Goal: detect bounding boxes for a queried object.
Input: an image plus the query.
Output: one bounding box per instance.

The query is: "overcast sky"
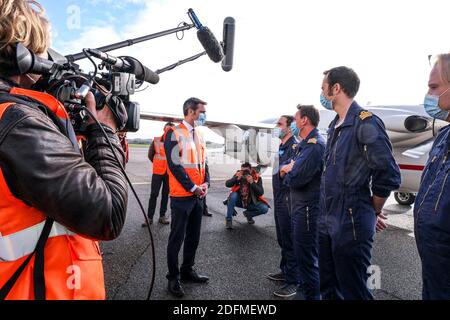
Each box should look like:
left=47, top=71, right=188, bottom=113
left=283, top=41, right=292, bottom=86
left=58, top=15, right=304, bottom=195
left=40, top=0, right=450, bottom=140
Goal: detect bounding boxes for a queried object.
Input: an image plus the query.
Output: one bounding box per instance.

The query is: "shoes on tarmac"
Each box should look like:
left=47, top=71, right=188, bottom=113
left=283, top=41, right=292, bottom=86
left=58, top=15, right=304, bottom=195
left=243, top=211, right=255, bottom=225
left=273, top=284, right=297, bottom=298
left=203, top=210, right=213, bottom=217
left=267, top=272, right=285, bottom=282
left=226, top=219, right=233, bottom=230
left=141, top=220, right=153, bottom=228
left=168, top=279, right=185, bottom=298
left=159, top=216, right=170, bottom=225
left=180, top=270, right=209, bottom=283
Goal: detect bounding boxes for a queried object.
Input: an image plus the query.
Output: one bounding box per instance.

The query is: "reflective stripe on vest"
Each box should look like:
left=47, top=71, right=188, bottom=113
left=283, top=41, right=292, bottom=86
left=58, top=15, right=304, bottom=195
left=0, top=221, right=75, bottom=262
left=152, top=137, right=167, bottom=175
left=154, top=137, right=166, bottom=161
left=173, top=127, right=205, bottom=169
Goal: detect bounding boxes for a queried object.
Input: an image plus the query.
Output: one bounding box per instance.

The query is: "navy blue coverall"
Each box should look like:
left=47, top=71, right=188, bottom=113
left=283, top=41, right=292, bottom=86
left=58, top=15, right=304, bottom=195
left=284, top=128, right=325, bottom=300
left=319, top=102, right=401, bottom=300
left=272, top=135, right=300, bottom=285
left=414, top=125, right=450, bottom=299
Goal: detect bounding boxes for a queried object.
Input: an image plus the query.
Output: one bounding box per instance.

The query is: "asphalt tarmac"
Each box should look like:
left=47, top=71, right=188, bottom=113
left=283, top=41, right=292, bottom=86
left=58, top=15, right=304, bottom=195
left=100, top=147, right=422, bottom=300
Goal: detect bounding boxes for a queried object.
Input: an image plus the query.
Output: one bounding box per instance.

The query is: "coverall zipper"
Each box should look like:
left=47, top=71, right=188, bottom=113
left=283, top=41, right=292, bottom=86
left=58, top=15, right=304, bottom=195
left=324, top=128, right=340, bottom=224
left=349, top=208, right=356, bottom=240
left=434, top=152, right=450, bottom=212
left=418, top=154, right=445, bottom=215
left=435, top=170, right=449, bottom=212
left=364, top=145, right=369, bottom=163
left=306, top=206, right=310, bottom=232
left=333, top=131, right=342, bottom=165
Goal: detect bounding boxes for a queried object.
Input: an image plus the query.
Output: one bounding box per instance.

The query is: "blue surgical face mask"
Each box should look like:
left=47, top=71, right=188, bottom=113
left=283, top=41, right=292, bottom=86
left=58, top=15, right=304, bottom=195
left=320, top=93, right=333, bottom=110
left=290, top=122, right=299, bottom=136
left=424, top=88, right=450, bottom=120
left=194, top=113, right=207, bottom=126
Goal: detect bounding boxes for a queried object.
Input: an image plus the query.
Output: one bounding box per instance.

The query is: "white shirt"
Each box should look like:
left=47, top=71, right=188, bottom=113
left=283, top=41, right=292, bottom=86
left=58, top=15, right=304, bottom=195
left=183, top=120, right=196, bottom=140
left=335, top=117, right=345, bottom=128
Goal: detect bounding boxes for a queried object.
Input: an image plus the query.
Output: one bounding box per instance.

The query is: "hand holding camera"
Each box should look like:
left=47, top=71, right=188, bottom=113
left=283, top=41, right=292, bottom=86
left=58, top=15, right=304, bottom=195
left=85, top=91, right=118, bottom=132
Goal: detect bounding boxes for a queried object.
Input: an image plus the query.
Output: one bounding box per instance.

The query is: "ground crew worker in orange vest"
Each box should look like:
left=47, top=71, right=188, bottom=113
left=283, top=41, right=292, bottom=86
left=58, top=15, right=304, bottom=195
left=164, top=97, right=210, bottom=298
left=142, top=122, right=175, bottom=226
left=0, top=0, right=128, bottom=300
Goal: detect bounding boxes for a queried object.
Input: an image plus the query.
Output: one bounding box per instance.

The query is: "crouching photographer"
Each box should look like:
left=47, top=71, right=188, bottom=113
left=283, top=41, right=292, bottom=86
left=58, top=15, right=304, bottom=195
left=224, top=163, right=270, bottom=229
left=0, top=0, right=127, bottom=300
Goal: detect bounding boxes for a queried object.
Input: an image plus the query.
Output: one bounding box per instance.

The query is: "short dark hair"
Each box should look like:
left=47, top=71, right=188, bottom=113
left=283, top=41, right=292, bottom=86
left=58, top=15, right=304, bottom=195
left=241, top=162, right=252, bottom=169
left=281, top=115, right=294, bottom=127
left=323, top=66, right=360, bottom=99
left=297, top=104, right=320, bottom=127
left=164, top=122, right=175, bottom=128
left=183, top=97, right=207, bottom=116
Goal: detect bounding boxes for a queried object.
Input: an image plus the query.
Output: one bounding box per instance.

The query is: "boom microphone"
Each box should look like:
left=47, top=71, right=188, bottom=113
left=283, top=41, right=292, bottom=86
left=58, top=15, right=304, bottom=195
left=86, top=49, right=160, bottom=84
left=188, top=8, right=224, bottom=63
left=222, top=17, right=235, bottom=72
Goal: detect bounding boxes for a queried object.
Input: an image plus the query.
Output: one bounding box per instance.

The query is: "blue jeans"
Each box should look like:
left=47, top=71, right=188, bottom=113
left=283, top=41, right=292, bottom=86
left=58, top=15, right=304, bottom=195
left=226, top=192, right=269, bottom=221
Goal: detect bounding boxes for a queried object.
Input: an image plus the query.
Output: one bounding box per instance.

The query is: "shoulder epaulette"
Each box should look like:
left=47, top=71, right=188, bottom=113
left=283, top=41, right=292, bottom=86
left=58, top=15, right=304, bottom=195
left=307, top=138, right=317, bottom=144
left=359, top=110, right=373, bottom=121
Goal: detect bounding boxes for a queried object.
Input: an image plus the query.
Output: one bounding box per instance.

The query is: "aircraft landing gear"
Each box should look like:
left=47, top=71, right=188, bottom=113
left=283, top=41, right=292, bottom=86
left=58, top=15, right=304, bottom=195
left=394, top=192, right=416, bottom=206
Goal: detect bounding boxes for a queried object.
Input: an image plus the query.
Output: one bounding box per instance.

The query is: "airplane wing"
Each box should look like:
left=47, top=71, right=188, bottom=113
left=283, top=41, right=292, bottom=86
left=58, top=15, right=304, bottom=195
left=140, top=111, right=275, bottom=131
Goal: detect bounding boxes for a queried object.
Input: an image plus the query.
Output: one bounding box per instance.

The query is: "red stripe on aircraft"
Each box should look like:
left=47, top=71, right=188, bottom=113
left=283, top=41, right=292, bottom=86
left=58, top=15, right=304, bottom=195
left=399, top=164, right=425, bottom=171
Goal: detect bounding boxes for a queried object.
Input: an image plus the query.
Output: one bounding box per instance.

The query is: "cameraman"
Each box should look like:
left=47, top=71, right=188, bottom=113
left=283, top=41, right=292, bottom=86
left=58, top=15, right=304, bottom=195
left=225, top=163, right=270, bottom=229
left=0, top=0, right=127, bottom=300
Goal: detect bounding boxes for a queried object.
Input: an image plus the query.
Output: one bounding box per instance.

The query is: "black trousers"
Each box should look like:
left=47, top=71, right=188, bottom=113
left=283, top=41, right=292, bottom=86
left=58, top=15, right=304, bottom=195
left=167, top=196, right=204, bottom=280
left=203, top=197, right=209, bottom=214
left=147, top=173, right=169, bottom=219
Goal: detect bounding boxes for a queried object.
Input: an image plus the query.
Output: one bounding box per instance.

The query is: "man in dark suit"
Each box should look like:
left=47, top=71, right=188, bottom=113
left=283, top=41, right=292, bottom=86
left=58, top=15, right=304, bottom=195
left=164, top=98, right=210, bottom=298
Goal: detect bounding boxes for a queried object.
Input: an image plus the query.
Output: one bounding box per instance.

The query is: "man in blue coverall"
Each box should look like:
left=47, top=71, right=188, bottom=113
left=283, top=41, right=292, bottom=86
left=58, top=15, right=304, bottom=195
left=282, top=105, right=325, bottom=300
left=268, top=115, right=300, bottom=298
left=319, top=66, right=401, bottom=300
left=415, top=53, right=450, bottom=299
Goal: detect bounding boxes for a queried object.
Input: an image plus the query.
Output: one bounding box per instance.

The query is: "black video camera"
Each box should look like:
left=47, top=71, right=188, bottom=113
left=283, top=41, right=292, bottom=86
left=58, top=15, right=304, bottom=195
left=15, top=43, right=142, bottom=134
left=12, top=8, right=235, bottom=135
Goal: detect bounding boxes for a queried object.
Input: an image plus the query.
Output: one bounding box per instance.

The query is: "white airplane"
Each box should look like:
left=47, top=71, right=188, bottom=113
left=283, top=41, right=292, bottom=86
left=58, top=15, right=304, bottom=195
left=140, top=105, right=449, bottom=206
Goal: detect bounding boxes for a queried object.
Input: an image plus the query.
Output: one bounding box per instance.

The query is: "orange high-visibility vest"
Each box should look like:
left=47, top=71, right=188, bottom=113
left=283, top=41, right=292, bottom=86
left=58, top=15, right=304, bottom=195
left=0, top=87, right=105, bottom=300
left=152, top=136, right=167, bottom=175
left=166, top=123, right=206, bottom=197
left=229, top=170, right=271, bottom=207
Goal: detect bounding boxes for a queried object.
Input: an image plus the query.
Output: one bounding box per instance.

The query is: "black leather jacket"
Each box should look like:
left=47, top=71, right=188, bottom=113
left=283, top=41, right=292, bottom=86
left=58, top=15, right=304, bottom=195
left=0, top=80, right=128, bottom=241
